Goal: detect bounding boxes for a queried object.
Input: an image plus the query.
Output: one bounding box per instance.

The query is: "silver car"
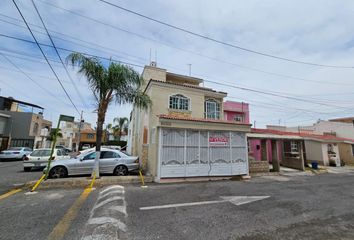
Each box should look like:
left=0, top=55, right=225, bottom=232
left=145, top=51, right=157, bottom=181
left=0, top=147, right=32, bottom=161
left=47, top=148, right=139, bottom=178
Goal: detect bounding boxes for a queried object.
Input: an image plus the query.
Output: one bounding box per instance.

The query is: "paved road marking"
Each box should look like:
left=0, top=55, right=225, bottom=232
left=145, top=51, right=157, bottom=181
left=47, top=188, right=92, bottom=240
left=140, top=196, right=270, bottom=210
left=109, top=205, right=127, bottom=216
left=100, top=185, right=124, bottom=195
left=81, top=185, right=127, bottom=240
left=93, top=196, right=123, bottom=210
left=98, top=189, right=124, bottom=200
left=0, top=188, right=22, bottom=200
left=88, top=217, right=127, bottom=232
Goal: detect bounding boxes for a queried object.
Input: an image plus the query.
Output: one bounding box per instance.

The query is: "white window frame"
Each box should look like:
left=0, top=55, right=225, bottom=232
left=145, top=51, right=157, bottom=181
left=290, top=141, right=299, bottom=153
left=169, top=94, right=190, bottom=111
left=234, top=114, right=243, bottom=122
left=205, top=99, right=220, bottom=119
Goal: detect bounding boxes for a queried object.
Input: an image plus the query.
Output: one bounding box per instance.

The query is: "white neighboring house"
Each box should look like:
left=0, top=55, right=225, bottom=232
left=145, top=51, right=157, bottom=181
left=57, top=121, right=92, bottom=150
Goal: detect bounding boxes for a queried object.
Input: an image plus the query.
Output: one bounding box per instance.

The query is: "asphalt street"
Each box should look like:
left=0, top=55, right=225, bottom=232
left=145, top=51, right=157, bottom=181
left=125, top=173, right=354, bottom=240
left=1, top=170, right=354, bottom=239
left=0, top=160, right=42, bottom=194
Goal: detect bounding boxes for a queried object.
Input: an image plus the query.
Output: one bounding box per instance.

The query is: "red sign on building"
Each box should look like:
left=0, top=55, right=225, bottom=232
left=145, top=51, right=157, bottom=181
left=209, top=136, right=229, bottom=146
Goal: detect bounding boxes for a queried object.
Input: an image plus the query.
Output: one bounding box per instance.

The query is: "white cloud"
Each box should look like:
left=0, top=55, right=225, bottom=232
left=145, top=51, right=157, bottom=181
left=1, top=0, right=354, bottom=128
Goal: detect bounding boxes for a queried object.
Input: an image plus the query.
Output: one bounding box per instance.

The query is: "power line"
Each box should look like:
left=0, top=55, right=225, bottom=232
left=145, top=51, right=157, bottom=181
left=30, top=0, right=88, bottom=109
left=11, top=0, right=80, bottom=116
left=0, top=33, right=144, bottom=69
left=204, top=79, right=353, bottom=110
left=3, top=28, right=353, bottom=113
left=0, top=14, right=147, bottom=64
left=3, top=30, right=354, bottom=108
left=97, top=0, right=354, bottom=69
left=0, top=52, right=70, bottom=105
left=2, top=31, right=354, bottom=111
left=35, top=1, right=354, bottom=86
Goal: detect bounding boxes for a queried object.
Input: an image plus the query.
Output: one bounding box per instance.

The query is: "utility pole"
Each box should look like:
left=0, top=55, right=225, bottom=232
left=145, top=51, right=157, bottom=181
left=76, top=111, right=83, bottom=152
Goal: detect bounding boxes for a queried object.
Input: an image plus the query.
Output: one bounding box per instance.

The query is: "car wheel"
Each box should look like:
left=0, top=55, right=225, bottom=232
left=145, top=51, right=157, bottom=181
left=49, top=166, right=68, bottom=178
left=114, top=165, right=128, bottom=176
left=24, top=167, right=31, bottom=172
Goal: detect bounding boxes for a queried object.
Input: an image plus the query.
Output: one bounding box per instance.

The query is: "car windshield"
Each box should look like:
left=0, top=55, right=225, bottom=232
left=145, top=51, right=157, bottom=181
left=9, top=147, right=22, bottom=151
left=30, top=150, right=51, bottom=157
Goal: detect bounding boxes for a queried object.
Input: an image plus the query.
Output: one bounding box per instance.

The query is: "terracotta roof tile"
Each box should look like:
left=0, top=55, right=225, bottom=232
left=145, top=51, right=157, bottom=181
left=158, top=114, right=251, bottom=125
left=251, top=128, right=354, bottom=143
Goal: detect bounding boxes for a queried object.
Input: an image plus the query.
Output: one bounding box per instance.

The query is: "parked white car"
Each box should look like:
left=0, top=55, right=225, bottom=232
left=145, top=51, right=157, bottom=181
left=46, top=148, right=139, bottom=178
left=23, top=148, right=70, bottom=171
left=0, top=147, right=32, bottom=161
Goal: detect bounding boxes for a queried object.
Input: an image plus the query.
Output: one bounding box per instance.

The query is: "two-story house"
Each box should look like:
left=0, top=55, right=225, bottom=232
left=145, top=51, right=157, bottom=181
left=0, top=96, right=52, bottom=149
left=129, top=63, right=251, bottom=182
left=223, top=101, right=250, bottom=124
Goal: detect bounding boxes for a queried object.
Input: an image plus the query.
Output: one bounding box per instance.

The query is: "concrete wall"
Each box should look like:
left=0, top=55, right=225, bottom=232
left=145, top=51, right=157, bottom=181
left=142, top=66, right=166, bottom=83
left=0, top=115, right=10, bottom=136
left=304, top=140, right=324, bottom=165
left=0, top=111, right=32, bottom=139
left=313, top=121, right=354, bottom=139
left=338, top=143, right=354, bottom=165
left=281, top=157, right=305, bottom=171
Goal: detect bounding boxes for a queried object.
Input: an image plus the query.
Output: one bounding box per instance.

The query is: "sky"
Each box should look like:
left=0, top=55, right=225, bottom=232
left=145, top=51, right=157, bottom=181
left=1, top=0, right=354, bottom=128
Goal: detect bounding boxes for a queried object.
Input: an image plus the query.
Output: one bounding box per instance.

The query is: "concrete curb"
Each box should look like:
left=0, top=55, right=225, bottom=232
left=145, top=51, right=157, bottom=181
left=250, top=172, right=280, bottom=177
left=24, top=175, right=154, bottom=190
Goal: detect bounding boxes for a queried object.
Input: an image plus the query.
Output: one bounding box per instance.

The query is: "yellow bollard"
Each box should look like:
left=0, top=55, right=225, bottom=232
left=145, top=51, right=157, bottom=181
left=139, top=169, right=147, bottom=188
left=89, top=171, right=96, bottom=189
left=31, top=174, right=46, bottom=192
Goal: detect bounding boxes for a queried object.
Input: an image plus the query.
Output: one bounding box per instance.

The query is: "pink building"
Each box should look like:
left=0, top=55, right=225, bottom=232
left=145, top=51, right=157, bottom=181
left=223, top=101, right=250, bottom=124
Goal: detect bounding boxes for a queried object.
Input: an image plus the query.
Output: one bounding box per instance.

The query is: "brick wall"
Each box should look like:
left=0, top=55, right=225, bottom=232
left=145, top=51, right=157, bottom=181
left=281, top=157, right=305, bottom=171
left=249, top=160, right=269, bottom=173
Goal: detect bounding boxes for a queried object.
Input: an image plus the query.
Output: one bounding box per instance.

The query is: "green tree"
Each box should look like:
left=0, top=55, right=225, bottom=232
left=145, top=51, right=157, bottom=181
left=48, top=128, right=62, bottom=142
left=67, top=53, right=151, bottom=177
left=113, top=117, right=128, bottom=141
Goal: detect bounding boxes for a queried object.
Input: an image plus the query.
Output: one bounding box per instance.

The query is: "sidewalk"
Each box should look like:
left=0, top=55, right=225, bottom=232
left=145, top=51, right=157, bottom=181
left=324, top=166, right=354, bottom=174
left=25, top=175, right=153, bottom=190
left=280, top=166, right=314, bottom=177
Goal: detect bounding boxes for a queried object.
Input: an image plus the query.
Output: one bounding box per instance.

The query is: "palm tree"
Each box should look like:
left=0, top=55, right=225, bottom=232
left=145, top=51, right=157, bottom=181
left=67, top=53, right=151, bottom=177
left=48, top=128, right=62, bottom=142
left=113, top=117, right=128, bottom=141
left=105, top=123, right=113, bottom=144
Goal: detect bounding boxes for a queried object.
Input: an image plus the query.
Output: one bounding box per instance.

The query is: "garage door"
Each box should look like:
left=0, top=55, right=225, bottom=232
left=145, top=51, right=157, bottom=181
left=160, top=128, right=248, bottom=178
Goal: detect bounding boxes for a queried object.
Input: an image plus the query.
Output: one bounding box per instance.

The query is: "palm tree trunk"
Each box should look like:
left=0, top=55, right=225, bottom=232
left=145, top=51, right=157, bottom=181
left=92, top=108, right=105, bottom=178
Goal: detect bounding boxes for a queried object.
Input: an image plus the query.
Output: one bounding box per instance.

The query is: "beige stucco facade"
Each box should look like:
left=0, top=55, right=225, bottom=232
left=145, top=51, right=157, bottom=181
left=130, top=65, right=251, bottom=180
left=304, top=140, right=341, bottom=166
left=338, top=143, right=354, bottom=165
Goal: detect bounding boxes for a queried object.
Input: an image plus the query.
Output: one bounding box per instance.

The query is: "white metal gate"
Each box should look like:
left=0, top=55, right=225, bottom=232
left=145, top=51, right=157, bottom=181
left=160, top=128, right=248, bottom=178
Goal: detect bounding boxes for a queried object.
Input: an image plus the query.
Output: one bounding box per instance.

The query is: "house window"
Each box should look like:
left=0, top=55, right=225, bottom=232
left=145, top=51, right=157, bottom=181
left=247, top=140, right=251, bottom=153
left=327, top=144, right=335, bottom=154
left=205, top=99, right=220, bottom=119
left=290, top=141, right=299, bottom=153
left=169, top=94, right=189, bottom=110
left=234, top=114, right=243, bottom=122
left=87, top=133, right=94, bottom=139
